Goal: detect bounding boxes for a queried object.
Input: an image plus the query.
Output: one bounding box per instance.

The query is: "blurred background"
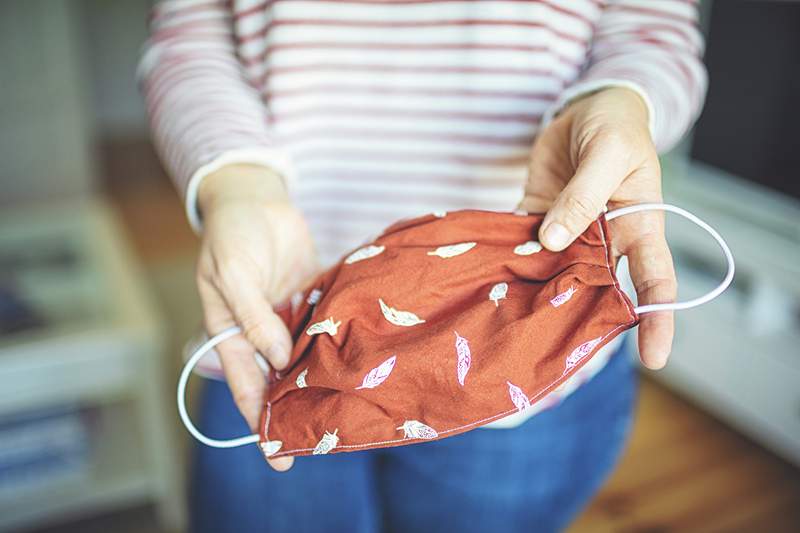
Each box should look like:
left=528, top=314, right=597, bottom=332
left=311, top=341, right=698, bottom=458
left=0, top=1, right=798, bottom=532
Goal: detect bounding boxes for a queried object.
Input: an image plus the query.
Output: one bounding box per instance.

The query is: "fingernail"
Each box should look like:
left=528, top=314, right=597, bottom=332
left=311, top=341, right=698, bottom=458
left=543, top=223, right=570, bottom=250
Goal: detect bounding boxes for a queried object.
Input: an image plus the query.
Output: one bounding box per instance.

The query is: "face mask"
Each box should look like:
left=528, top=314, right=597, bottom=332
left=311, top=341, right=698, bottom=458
left=178, top=203, right=734, bottom=458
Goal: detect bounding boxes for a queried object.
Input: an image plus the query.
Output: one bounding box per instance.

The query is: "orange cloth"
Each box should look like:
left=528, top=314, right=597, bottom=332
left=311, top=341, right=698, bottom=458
left=262, top=209, right=638, bottom=458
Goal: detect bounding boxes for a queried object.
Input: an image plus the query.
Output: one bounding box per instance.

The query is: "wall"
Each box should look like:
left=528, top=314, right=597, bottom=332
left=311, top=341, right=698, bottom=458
left=77, top=0, right=152, bottom=138
left=0, top=0, right=96, bottom=205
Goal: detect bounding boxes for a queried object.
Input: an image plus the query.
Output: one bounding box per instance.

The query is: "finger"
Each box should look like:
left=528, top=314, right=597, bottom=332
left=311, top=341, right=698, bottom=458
left=211, top=258, right=293, bottom=370
left=223, top=284, right=293, bottom=371
left=619, top=213, right=677, bottom=370
left=198, top=278, right=268, bottom=431
left=538, top=141, right=629, bottom=251
left=268, top=456, right=294, bottom=471
left=199, top=282, right=293, bottom=472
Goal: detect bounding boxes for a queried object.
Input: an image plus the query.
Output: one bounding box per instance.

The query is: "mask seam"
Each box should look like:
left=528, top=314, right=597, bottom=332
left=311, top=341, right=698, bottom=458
left=595, top=217, right=637, bottom=322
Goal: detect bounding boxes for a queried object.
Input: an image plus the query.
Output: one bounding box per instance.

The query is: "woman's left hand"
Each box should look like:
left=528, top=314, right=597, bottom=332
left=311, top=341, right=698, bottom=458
left=520, top=87, right=676, bottom=370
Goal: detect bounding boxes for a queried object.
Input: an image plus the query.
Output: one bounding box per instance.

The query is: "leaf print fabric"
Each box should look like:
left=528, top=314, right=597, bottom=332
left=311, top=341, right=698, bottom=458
left=355, top=356, right=396, bottom=390
left=397, top=420, right=438, bottom=440
left=551, top=286, right=577, bottom=307
left=259, top=440, right=283, bottom=457
left=254, top=209, right=639, bottom=458
left=507, top=381, right=531, bottom=412
left=306, top=317, right=342, bottom=336
left=296, top=368, right=308, bottom=388
left=514, top=240, right=543, bottom=256
left=378, top=298, right=425, bottom=326
left=426, top=242, right=476, bottom=258
left=454, top=332, right=472, bottom=387
left=489, top=282, right=508, bottom=307
left=312, top=430, right=339, bottom=455
left=344, top=244, right=385, bottom=264
left=306, top=288, right=322, bottom=305
left=564, top=337, right=603, bottom=373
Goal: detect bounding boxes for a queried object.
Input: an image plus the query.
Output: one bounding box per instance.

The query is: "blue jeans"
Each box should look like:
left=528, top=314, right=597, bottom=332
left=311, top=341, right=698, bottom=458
left=190, top=342, right=637, bottom=533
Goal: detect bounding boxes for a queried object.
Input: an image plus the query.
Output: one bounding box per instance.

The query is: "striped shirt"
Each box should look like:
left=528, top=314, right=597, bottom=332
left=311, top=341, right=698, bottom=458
left=140, top=0, right=706, bottom=426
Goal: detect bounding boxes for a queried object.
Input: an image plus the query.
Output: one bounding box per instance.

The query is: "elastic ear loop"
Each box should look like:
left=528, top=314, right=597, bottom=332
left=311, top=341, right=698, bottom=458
left=604, top=203, right=735, bottom=315
left=177, top=325, right=260, bottom=448
left=179, top=203, right=735, bottom=448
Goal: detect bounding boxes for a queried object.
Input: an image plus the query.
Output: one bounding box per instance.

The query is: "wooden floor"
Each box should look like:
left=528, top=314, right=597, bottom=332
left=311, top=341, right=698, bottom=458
left=569, top=380, right=800, bottom=532
left=90, top=138, right=800, bottom=532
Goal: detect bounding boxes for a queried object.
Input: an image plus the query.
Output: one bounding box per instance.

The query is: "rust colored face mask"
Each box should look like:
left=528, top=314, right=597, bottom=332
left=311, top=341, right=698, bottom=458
left=179, top=204, right=734, bottom=458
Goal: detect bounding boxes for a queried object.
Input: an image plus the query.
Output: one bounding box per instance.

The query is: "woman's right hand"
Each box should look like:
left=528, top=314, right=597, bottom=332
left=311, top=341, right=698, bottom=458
left=196, top=164, right=319, bottom=471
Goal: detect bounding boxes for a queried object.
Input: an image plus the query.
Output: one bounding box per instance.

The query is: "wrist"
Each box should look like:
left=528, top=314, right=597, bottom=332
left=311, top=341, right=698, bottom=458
left=198, top=164, right=289, bottom=214
left=565, top=86, right=650, bottom=129
left=603, top=86, right=650, bottom=124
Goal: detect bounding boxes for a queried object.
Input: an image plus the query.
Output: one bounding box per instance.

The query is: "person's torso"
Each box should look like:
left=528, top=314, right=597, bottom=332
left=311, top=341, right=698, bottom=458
left=229, top=0, right=601, bottom=264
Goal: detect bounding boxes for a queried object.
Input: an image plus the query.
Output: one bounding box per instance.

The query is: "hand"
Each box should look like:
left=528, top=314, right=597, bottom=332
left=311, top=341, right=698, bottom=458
left=519, top=87, right=676, bottom=369
left=197, top=164, right=319, bottom=470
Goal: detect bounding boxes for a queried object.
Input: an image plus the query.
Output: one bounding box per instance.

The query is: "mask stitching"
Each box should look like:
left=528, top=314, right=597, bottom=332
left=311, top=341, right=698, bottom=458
left=266, top=218, right=635, bottom=456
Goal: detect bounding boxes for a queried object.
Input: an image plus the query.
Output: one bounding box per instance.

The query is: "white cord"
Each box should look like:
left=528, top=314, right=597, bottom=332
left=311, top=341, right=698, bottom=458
left=177, top=325, right=260, bottom=448
left=605, top=203, right=735, bottom=315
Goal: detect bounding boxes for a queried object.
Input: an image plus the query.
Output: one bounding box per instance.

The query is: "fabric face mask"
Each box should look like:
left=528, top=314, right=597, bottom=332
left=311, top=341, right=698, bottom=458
left=178, top=204, right=734, bottom=459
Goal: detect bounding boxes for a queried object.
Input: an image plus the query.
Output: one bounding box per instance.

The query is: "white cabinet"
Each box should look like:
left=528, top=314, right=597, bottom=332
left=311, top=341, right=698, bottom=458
left=631, top=158, right=800, bottom=467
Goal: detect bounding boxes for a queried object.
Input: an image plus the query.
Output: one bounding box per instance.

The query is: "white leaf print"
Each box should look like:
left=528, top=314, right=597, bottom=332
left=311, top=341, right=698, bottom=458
left=259, top=440, right=283, bottom=457
left=507, top=381, right=531, bottom=412
left=296, top=368, right=308, bottom=388
left=312, top=429, right=339, bottom=455
left=378, top=298, right=425, bottom=326
left=306, top=317, right=342, bottom=336
left=397, top=420, right=438, bottom=440
left=550, top=286, right=577, bottom=308
left=307, top=288, right=322, bottom=305
left=454, top=331, right=472, bottom=387
left=432, top=210, right=447, bottom=218
left=355, top=355, right=397, bottom=390
left=514, top=240, right=543, bottom=256
left=489, top=282, right=508, bottom=307
left=564, top=337, right=603, bottom=373
left=344, top=244, right=385, bottom=265
left=426, top=242, right=477, bottom=258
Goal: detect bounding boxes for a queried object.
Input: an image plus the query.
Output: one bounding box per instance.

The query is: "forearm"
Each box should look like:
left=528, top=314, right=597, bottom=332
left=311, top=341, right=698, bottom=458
left=138, top=1, right=293, bottom=230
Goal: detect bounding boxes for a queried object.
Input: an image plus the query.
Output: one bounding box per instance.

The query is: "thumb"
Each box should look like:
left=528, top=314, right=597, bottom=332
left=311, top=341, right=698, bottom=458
left=538, top=147, right=626, bottom=251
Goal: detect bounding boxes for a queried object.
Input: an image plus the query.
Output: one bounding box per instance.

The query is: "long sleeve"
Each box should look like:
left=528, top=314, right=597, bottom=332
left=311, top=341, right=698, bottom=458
left=543, top=0, right=708, bottom=153
left=138, top=0, right=293, bottom=231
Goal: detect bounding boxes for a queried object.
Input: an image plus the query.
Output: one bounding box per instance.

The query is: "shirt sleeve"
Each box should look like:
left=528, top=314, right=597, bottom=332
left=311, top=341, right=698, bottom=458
left=137, top=0, right=294, bottom=232
left=542, top=0, right=708, bottom=153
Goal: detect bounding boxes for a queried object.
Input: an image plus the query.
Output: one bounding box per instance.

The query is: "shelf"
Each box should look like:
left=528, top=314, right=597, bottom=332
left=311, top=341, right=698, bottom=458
left=0, top=199, right=165, bottom=412
left=0, top=198, right=184, bottom=532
